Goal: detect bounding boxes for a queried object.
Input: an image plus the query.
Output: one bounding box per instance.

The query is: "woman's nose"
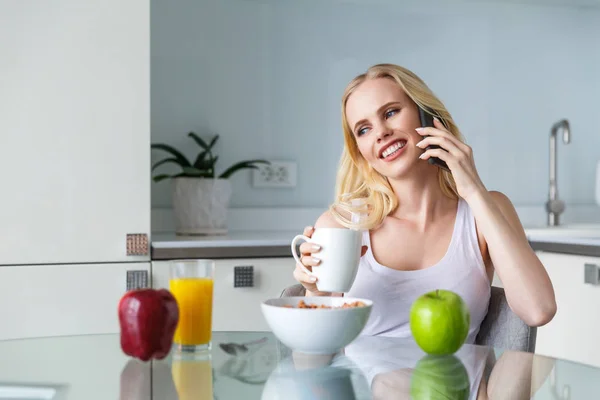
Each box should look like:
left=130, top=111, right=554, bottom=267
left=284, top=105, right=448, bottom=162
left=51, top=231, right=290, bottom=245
left=376, top=125, right=393, bottom=142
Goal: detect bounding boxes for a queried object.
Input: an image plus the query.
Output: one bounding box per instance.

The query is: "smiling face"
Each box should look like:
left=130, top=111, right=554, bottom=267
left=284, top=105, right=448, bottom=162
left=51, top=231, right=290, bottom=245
left=344, top=77, right=425, bottom=180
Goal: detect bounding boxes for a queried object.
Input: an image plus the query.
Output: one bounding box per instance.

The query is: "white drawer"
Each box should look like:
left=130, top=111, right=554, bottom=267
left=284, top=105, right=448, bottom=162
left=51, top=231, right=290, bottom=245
left=0, top=262, right=150, bottom=340
left=535, top=252, right=600, bottom=367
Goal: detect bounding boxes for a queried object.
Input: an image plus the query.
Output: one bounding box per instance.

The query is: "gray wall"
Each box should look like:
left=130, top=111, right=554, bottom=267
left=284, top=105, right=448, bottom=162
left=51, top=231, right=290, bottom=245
left=151, top=0, right=600, bottom=209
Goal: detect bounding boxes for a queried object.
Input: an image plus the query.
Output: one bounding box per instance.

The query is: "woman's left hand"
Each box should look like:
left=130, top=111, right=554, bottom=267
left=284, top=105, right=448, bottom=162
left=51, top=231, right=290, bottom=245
left=415, top=118, right=487, bottom=201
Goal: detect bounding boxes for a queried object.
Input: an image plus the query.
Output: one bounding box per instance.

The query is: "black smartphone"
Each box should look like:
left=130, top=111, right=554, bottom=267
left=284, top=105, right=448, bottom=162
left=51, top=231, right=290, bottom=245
left=418, top=107, right=450, bottom=172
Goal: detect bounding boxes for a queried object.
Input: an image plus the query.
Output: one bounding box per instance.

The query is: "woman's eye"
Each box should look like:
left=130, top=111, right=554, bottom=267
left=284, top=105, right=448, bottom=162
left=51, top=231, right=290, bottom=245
left=385, top=109, right=399, bottom=118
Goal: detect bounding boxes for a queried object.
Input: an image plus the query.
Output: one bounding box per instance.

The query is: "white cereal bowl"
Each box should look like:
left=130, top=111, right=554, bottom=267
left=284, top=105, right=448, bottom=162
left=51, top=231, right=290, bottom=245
left=260, top=296, right=373, bottom=355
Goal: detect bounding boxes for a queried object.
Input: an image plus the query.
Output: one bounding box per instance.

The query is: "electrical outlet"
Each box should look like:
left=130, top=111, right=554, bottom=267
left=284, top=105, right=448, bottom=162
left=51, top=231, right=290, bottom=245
left=252, top=161, right=297, bottom=188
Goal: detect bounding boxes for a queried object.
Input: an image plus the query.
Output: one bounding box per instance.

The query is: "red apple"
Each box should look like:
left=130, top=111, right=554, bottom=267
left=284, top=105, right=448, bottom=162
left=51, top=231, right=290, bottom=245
left=118, top=288, right=179, bottom=361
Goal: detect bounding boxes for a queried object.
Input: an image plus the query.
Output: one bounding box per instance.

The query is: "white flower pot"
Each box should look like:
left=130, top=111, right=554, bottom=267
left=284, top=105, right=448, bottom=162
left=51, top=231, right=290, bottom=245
left=172, top=177, right=233, bottom=235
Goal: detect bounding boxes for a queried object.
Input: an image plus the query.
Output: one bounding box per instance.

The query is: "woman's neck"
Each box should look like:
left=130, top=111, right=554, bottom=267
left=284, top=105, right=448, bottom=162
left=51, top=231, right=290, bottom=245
left=387, top=167, right=456, bottom=226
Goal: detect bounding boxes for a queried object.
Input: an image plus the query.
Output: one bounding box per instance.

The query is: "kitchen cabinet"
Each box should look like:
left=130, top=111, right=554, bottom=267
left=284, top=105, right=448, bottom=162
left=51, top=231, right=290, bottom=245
left=152, top=258, right=298, bottom=332
left=0, top=262, right=150, bottom=341
left=0, top=0, right=150, bottom=340
left=535, top=251, right=600, bottom=368
left=0, top=0, right=150, bottom=266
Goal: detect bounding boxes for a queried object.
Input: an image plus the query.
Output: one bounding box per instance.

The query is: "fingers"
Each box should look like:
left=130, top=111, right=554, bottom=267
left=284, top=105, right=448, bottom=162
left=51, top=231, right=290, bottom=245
left=294, top=225, right=321, bottom=292
left=293, top=263, right=316, bottom=282
left=416, top=136, right=461, bottom=157
left=299, top=241, right=321, bottom=255
left=432, top=116, right=449, bottom=132
left=298, top=225, right=321, bottom=255
left=301, top=254, right=321, bottom=267
left=419, top=147, right=450, bottom=162
left=415, top=126, right=459, bottom=145
left=293, top=262, right=319, bottom=292
left=302, top=225, right=315, bottom=237
left=415, top=122, right=472, bottom=155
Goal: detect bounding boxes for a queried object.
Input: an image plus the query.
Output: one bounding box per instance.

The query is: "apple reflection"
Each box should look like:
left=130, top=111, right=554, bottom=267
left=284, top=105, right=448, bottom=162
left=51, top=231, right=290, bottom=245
left=409, top=355, right=470, bottom=400
left=334, top=336, right=489, bottom=400
left=119, top=359, right=151, bottom=400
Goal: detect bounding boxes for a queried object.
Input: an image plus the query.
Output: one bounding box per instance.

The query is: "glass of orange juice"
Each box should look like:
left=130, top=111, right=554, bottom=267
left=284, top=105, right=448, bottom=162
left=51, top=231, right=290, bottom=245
left=169, top=259, right=215, bottom=352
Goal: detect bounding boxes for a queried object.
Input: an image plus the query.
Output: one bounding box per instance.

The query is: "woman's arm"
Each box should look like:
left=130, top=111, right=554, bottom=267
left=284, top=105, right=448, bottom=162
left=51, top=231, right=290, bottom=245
left=417, top=118, right=556, bottom=327
left=469, top=190, right=556, bottom=326
left=485, top=350, right=556, bottom=399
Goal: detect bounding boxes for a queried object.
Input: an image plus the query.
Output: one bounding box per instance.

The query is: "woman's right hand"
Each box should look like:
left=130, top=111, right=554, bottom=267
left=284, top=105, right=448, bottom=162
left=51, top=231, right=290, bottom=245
left=292, top=221, right=369, bottom=296
left=292, top=226, right=324, bottom=295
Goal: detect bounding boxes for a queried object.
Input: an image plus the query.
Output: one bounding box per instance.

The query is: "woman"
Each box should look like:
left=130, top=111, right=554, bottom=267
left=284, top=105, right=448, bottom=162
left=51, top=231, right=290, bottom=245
left=293, top=63, right=556, bottom=342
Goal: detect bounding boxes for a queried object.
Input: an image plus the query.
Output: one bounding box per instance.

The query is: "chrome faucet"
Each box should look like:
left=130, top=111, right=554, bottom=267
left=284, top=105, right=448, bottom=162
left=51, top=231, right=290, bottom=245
left=546, top=119, right=571, bottom=226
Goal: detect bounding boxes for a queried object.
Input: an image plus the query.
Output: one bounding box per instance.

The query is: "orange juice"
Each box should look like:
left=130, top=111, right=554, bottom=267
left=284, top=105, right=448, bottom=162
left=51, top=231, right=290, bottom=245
left=169, top=277, right=214, bottom=346
left=172, top=357, right=213, bottom=400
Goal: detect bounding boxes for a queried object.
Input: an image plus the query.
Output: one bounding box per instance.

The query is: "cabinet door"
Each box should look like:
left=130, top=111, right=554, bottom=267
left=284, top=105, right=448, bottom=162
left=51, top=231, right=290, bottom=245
left=535, top=251, right=600, bottom=368
left=0, top=262, right=150, bottom=340
left=153, top=258, right=298, bottom=331
left=0, top=0, right=150, bottom=265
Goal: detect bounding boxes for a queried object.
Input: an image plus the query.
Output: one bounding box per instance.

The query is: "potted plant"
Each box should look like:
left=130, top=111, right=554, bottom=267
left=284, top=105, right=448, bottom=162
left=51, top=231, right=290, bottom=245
left=151, top=132, right=269, bottom=235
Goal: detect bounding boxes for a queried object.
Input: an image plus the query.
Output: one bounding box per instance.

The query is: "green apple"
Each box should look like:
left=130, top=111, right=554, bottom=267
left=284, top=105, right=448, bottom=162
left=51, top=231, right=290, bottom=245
left=410, top=354, right=470, bottom=400
left=409, top=289, right=470, bottom=355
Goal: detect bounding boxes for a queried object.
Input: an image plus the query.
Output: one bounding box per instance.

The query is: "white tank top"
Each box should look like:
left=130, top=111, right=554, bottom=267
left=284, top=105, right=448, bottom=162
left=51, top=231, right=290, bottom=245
left=346, top=198, right=491, bottom=343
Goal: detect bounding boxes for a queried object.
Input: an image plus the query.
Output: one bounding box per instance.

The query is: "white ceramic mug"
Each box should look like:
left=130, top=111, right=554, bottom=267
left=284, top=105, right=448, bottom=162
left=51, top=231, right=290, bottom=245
left=291, top=228, right=362, bottom=293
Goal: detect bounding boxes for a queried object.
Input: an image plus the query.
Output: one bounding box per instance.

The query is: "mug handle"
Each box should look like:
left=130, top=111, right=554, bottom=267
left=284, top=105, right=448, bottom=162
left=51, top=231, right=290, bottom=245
left=291, top=234, right=315, bottom=276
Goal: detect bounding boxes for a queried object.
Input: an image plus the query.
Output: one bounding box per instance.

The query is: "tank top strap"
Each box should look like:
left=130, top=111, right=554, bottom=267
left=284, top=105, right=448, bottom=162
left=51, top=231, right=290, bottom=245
left=455, top=198, right=488, bottom=277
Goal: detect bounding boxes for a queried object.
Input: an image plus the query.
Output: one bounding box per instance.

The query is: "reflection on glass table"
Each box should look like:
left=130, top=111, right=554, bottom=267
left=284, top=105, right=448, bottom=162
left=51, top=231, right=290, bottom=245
left=0, top=383, right=67, bottom=400
left=1, top=331, right=600, bottom=399
left=152, top=332, right=595, bottom=400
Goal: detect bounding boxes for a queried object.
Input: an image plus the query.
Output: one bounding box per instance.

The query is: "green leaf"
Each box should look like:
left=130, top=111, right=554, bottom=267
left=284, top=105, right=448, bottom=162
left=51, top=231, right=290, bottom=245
left=181, top=166, right=213, bottom=178
left=193, top=151, right=208, bottom=169
left=152, top=157, right=183, bottom=171
left=152, top=174, right=173, bottom=182
left=182, top=166, right=206, bottom=176
left=207, top=135, right=219, bottom=150
left=151, top=144, right=191, bottom=167
left=188, top=132, right=209, bottom=150
left=193, top=153, right=217, bottom=175
left=219, top=160, right=270, bottom=179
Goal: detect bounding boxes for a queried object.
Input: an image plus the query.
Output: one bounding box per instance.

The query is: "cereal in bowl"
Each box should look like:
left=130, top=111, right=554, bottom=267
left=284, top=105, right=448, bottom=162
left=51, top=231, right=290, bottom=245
left=284, top=300, right=367, bottom=309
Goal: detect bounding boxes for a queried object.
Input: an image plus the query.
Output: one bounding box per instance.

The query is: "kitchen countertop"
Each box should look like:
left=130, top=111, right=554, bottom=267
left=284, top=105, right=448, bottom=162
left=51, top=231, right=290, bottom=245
left=151, top=231, right=299, bottom=259
left=525, top=224, right=600, bottom=257
left=527, top=236, right=600, bottom=257
left=151, top=227, right=600, bottom=260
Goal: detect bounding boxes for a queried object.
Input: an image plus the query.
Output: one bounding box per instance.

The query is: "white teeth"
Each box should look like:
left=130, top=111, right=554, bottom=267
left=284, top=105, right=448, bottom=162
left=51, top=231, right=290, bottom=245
left=382, top=141, right=406, bottom=158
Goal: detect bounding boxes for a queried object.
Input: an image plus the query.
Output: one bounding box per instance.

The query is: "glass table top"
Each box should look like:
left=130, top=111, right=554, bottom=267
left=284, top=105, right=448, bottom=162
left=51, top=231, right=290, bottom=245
left=0, top=331, right=594, bottom=399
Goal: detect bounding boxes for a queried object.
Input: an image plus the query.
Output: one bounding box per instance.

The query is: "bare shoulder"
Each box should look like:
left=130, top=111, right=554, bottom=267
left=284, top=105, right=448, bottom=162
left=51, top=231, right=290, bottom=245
left=488, top=191, right=520, bottom=220
left=488, top=190, right=527, bottom=238
left=314, top=210, right=345, bottom=229
left=488, top=190, right=513, bottom=209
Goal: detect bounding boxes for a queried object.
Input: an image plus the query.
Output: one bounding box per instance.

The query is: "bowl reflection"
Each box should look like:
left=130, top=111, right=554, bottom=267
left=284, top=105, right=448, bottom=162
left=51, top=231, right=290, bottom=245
left=261, top=352, right=357, bottom=400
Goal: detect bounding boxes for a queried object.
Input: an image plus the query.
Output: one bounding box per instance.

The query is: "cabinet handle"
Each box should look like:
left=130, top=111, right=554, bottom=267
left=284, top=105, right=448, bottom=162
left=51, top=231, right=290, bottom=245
left=126, top=270, right=149, bottom=290
left=584, top=263, right=600, bottom=285
left=234, top=265, right=254, bottom=288
left=126, top=233, right=149, bottom=256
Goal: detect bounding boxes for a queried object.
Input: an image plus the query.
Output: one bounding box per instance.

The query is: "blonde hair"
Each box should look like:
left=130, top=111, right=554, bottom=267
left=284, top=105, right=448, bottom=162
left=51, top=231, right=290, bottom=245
left=330, top=63, right=464, bottom=230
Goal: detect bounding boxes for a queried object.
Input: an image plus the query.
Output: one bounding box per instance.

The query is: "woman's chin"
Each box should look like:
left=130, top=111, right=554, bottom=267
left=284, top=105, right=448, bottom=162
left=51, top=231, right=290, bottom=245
left=377, top=157, right=421, bottom=180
